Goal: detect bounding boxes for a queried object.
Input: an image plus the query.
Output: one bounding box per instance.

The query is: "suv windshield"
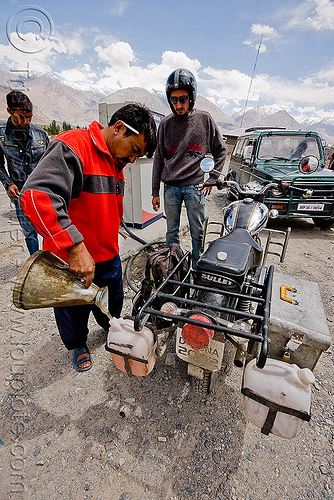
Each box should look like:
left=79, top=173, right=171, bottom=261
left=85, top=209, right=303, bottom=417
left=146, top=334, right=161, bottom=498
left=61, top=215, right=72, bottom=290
left=257, top=134, right=321, bottom=161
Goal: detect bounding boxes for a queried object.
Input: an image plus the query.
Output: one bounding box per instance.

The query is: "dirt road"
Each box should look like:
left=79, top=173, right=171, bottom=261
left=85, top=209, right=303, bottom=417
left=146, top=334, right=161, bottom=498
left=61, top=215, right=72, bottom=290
left=0, top=188, right=333, bottom=500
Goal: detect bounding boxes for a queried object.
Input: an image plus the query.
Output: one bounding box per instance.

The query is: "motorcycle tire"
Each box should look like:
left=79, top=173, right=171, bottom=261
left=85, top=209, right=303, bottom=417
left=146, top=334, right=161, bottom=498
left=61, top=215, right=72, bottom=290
left=192, top=370, right=216, bottom=395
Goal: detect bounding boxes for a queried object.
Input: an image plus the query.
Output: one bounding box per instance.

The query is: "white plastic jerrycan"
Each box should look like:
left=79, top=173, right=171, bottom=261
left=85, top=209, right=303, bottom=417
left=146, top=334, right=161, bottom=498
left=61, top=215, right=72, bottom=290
left=106, top=317, right=156, bottom=376
left=241, top=358, right=315, bottom=439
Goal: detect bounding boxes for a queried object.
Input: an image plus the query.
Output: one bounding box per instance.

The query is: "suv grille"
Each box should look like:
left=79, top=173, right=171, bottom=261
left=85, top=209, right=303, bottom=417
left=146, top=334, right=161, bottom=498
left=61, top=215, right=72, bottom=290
left=293, top=180, right=334, bottom=200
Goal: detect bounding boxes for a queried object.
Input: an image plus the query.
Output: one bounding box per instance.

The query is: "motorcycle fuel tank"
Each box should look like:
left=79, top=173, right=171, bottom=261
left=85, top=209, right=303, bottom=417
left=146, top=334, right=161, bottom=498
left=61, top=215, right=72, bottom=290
left=224, top=199, right=269, bottom=235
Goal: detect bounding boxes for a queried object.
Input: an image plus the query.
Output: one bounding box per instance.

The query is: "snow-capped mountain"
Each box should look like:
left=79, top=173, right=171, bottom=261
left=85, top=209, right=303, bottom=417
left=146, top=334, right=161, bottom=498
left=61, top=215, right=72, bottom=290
left=232, top=105, right=334, bottom=145
left=0, top=71, right=333, bottom=145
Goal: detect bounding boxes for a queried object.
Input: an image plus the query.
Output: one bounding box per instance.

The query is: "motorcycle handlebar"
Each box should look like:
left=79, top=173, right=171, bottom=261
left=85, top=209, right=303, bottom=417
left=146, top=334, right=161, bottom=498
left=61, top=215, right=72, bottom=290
left=201, top=179, right=310, bottom=197
left=201, top=179, right=224, bottom=190
left=201, top=179, right=278, bottom=196
left=225, top=180, right=278, bottom=196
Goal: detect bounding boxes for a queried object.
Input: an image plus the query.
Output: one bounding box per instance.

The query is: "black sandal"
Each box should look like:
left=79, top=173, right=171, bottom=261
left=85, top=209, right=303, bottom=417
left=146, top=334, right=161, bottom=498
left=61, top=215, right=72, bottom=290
left=72, top=345, right=92, bottom=372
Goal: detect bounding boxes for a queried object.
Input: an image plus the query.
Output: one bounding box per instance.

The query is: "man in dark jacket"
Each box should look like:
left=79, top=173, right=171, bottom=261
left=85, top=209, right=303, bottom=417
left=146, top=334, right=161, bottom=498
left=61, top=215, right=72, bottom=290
left=20, top=103, right=157, bottom=372
left=152, top=68, right=227, bottom=267
left=0, top=91, right=49, bottom=254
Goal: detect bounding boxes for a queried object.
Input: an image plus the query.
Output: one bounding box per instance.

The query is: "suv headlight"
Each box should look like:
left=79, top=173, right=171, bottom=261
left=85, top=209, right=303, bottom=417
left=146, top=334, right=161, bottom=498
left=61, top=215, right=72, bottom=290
left=270, top=186, right=285, bottom=197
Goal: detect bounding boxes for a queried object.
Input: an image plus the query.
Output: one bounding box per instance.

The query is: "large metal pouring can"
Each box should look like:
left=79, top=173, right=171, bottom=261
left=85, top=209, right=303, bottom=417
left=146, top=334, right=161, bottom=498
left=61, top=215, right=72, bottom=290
left=12, top=250, right=108, bottom=311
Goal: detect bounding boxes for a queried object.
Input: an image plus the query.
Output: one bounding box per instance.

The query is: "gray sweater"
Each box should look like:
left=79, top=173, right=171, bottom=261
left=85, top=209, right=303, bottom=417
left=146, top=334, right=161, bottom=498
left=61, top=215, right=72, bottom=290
left=152, top=109, right=227, bottom=197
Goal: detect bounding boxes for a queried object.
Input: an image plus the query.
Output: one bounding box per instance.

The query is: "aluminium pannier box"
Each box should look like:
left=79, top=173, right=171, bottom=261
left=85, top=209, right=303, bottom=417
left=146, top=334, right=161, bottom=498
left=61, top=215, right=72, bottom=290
left=268, top=272, right=332, bottom=370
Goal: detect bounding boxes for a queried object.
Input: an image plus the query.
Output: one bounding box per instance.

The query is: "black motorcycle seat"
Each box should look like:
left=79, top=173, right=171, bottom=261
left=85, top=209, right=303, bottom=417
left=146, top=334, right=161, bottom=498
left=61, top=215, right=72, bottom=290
left=219, top=228, right=262, bottom=253
left=195, top=228, right=263, bottom=288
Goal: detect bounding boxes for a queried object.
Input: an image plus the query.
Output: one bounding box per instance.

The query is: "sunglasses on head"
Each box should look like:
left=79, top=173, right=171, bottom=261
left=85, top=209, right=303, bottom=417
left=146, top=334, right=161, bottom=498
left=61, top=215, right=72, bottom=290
left=170, top=95, right=189, bottom=104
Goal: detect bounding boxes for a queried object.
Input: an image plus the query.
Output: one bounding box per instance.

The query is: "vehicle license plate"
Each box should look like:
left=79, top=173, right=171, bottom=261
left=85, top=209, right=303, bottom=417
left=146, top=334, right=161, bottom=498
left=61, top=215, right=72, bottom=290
left=297, top=203, right=324, bottom=211
left=175, top=328, right=224, bottom=372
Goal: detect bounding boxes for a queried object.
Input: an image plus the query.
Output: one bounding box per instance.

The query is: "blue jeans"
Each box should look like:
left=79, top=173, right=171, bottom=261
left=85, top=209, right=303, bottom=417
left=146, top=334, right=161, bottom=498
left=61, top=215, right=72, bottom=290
left=54, top=255, right=124, bottom=350
left=14, top=198, right=39, bottom=255
left=164, top=185, right=205, bottom=267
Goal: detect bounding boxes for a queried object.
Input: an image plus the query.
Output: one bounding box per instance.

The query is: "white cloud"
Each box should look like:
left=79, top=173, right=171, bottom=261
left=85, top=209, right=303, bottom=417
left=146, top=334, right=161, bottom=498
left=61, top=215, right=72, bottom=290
left=251, top=24, right=277, bottom=38
left=0, top=36, right=64, bottom=73
left=1, top=21, right=332, bottom=125
left=195, top=61, right=334, bottom=123
left=95, top=41, right=135, bottom=67
left=317, top=64, right=334, bottom=83
left=243, top=24, right=278, bottom=54
left=0, top=30, right=85, bottom=74
left=55, top=41, right=334, bottom=123
left=294, top=105, right=334, bottom=123
left=158, top=51, right=201, bottom=74
left=59, top=35, right=85, bottom=56
left=55, top=67, right=97, bottom=89
left=201, top=67, right=250, bottom=104
left=236, top=73, right=334, bottom=121
left=92, top=49, right=202, bottom=94
left=285, top=0, right=334, bottom=31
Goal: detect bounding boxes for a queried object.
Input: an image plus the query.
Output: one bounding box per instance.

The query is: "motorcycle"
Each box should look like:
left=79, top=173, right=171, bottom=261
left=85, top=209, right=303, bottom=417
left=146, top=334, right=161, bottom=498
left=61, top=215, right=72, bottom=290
left=107, top=156, right=332, bottom=438
left=130, top=158, right=310, bottom=394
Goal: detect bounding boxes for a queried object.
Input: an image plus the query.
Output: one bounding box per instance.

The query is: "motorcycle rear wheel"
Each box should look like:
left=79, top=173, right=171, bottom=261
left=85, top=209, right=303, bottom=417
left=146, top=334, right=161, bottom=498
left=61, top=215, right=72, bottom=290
left=192, top=370, right=216, bottom=395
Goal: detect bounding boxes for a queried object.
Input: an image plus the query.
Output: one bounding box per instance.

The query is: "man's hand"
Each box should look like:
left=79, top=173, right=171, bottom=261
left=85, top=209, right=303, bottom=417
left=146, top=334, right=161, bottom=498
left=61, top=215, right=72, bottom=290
left=152, top=196, right=160, bottom=211
left=201, top=183, right=213, bottom=196
left=67, top=242, right=95, bottom=288
left=7, top=184, right=20, bottom=199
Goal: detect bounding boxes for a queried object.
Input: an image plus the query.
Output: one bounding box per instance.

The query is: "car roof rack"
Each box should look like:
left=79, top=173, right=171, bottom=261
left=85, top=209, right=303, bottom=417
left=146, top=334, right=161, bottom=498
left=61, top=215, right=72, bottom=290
left=245, top=126, right=286, bottom=132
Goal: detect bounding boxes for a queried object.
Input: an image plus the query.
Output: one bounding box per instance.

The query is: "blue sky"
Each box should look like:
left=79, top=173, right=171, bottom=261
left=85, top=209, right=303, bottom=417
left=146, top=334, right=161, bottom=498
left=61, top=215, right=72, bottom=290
left=0, top=0, right=333, bottom=123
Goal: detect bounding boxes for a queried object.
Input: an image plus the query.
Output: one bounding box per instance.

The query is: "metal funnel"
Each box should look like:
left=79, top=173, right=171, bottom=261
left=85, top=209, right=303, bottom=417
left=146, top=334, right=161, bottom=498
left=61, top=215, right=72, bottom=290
left=12, top=250, right=110, bottom=317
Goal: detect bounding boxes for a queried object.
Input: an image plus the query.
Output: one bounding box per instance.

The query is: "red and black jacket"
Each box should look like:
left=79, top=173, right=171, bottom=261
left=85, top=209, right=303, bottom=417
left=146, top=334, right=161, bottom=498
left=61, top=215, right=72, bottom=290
left=20, top=121, right=124, bottom=263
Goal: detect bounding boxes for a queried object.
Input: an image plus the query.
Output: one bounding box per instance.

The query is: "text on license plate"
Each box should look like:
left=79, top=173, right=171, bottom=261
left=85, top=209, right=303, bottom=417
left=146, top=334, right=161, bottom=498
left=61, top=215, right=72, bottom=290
left=297, top=203, right=324, bottom=211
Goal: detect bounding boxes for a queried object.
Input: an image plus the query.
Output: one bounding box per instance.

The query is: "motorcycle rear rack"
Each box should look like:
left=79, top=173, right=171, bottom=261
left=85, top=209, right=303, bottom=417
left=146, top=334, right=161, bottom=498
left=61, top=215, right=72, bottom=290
left=134, top=251, right=274, bottom=368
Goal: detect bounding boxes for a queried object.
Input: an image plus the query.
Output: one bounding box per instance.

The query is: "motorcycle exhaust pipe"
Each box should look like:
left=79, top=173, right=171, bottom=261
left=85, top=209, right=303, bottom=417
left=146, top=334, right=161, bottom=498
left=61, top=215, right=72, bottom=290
left=234, top=343, right=248, bottom=368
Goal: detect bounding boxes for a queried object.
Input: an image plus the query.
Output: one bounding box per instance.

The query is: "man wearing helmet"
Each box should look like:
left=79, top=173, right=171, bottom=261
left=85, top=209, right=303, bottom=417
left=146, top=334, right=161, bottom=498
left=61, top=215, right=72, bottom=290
left=152, top=68, right=227, bottom=267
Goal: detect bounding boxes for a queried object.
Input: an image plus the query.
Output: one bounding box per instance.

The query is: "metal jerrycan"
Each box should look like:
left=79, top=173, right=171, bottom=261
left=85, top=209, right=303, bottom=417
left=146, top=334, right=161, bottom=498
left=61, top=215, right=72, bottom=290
left=12, top=250, right=110, bottom=316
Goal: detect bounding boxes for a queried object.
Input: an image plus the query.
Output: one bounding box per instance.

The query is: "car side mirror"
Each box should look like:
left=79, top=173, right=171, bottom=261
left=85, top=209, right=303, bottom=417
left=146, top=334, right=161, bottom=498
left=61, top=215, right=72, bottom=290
left=299, top=155, right=319, bottom=174
left=243, top=145, right=253, bottom=161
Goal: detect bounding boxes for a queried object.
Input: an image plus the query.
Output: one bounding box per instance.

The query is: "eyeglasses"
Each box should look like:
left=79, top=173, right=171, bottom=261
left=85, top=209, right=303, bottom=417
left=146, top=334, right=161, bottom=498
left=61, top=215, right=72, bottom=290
left=115, top=118, right=139, bottom=135
left=170, top=95, right=189, bottom=105
left=121, top=120, right=139, bottom=135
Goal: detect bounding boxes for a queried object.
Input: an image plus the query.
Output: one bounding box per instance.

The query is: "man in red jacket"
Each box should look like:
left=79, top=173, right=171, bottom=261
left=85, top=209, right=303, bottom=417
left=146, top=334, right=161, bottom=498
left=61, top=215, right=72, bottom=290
left=20, top=103, right=157, bottom=371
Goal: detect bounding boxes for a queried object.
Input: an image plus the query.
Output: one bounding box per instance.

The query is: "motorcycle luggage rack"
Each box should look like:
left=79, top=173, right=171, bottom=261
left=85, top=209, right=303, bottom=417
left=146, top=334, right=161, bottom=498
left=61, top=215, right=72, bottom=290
left=134, top=252, right=274, bottom=368
left=261, top=227, right=291, bottom=264
left=202, top=218, right=223, bottom=246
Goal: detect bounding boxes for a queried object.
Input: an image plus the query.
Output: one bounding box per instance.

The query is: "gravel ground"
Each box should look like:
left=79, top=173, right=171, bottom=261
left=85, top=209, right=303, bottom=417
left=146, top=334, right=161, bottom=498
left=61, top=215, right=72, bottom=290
left=0, top=187, right=333, bottom=500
